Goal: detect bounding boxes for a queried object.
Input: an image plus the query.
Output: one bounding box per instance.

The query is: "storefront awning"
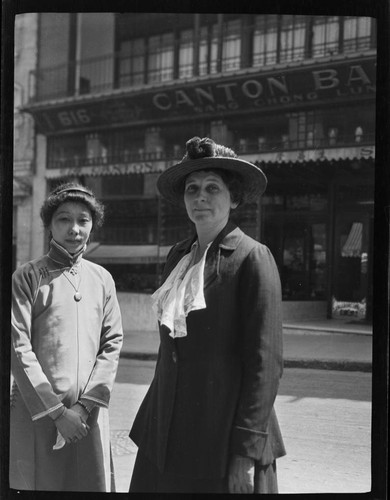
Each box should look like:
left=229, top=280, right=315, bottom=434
left=84, top=244, right=172, bottom=264
left=342, top=222, right=363, bottom=257
left=244, top=145, right=375, bottom=165
left=44, top=145, right=375, bottom=179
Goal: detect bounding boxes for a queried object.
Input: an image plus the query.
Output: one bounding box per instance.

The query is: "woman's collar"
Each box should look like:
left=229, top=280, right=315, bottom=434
left=48, top=239, right=86, bottom=267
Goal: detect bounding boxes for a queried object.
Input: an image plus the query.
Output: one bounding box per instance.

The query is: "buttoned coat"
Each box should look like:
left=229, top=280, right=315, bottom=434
left=130, top=221, right=286, bottom=480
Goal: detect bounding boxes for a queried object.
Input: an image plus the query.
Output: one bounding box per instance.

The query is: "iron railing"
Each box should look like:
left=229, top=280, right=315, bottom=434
left=29, top=35, right=375, bottom=103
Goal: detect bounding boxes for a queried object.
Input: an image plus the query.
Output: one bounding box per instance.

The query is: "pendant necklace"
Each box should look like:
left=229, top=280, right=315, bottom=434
left=62, top=266, right=82, bottom=302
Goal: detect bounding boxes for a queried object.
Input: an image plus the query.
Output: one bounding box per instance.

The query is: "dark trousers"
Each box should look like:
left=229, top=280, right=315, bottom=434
left=129, top=450, right=278, bottom=494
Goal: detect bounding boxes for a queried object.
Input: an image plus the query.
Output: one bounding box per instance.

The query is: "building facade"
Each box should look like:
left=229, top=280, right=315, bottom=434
left=13, top=13, right=38, bottom=269
left=21, top=13, right=376, bottom=321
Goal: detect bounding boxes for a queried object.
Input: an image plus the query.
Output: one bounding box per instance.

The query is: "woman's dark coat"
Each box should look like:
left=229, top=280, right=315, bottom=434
left=130, top=221, right=286, bottom=479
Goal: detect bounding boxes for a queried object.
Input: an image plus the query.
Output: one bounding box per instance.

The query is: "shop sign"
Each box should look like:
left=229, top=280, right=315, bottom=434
left=332, top=297, right=366, bottom=319
left=31, top=57, right=376, bottom=133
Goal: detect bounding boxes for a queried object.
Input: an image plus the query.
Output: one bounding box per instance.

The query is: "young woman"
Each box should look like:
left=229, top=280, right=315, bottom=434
left=129, top=137, right=286, bottom=493
left=10, top=183, right=123, bottom=492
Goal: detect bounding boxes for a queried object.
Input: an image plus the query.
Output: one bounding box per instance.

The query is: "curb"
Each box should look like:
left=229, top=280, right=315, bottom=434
left=283, top=358, right=372, bottom=372
left=119, top=351, right=372, bottom=372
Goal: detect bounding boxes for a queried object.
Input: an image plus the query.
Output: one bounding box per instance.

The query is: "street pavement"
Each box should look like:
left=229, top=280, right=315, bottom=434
left=120, top=318, right=373, bottom=372
left=109, top=360, right=372, bottom=494
left=108, top=319, right=373, bottom=492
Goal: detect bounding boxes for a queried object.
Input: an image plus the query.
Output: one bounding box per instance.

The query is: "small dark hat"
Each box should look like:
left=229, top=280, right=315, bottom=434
left=157, top=137, right=267, bottom=205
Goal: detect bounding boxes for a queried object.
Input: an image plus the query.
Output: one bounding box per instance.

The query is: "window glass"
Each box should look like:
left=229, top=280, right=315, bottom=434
left=210, top=25, right=219, bottom=74
left=47, top=135, right=86, bottom=168
left=119, top=38, right=145, bottom=87
left=279, top=15, right=306, bottom=63
left=332, top=217, right=369, bottom=319
left=253, top=15, right=278, bottom=66
left=179, top=29, right=194, bottom=78
left=147, top=33, right=174, bottom=83
left=222, top=19, right=241, bottom=71
left=199, top=26, right=209, bottom=75
left=95, top=199, right=157, bottom=244
left=343, top=17, right=372, bottom=52
left=312, top=16, right=340, bottom=57
left=101, top=176, right=144, bottom=196
left=310, top=223, right=327, bottom=299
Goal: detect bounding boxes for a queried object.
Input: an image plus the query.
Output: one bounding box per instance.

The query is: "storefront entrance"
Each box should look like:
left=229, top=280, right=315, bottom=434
left=332, top=212, right=373, bottom=321
left=263, top=212, right=327, bottom=301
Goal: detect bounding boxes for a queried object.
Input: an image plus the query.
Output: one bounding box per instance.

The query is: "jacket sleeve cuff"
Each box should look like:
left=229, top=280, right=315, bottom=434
left=229, top=425, right=268, bottom=460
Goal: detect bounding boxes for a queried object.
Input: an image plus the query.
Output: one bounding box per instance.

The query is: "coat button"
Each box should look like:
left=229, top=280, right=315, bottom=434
left=172, top=352, right=177, bottom=363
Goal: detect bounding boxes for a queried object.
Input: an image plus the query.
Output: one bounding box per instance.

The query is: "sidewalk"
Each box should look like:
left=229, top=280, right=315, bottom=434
left=120, top=318, right=372, bottom=372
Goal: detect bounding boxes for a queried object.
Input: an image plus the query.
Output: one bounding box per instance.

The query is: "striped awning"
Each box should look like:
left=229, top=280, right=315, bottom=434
left=341, top=222, right=363, bottom=257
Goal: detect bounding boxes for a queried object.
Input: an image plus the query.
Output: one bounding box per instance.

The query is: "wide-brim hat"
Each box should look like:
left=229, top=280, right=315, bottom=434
left=157, top=156, right=267, bottom=205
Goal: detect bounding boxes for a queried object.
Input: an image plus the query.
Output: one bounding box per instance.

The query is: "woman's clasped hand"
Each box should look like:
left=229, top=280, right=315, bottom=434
left=54, top=407, right=90, bottom=444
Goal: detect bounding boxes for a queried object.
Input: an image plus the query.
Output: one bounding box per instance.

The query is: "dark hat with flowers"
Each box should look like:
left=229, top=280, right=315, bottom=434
left=157, top=136, right=267, bottom=205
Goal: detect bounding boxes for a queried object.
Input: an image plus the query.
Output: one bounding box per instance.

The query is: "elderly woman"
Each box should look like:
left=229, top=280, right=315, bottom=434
left=10, top=183, right=123, bottom=492
left=129, top=137, right=286, bottom=493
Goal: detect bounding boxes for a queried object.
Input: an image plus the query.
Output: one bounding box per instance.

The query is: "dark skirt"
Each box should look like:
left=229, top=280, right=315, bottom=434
left=129, top=450, right=278, bottom=494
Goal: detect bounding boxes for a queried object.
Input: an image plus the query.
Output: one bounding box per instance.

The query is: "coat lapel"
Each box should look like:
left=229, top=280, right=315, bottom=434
left=160, top=220, right=244, bottom=288
left=203, top=221, right=244, bottom=289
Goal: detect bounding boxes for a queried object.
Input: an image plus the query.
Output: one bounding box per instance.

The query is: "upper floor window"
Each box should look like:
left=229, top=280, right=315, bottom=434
left=148, top=33, right=174, bottom=83
left=279, top=15, right=306, bottom=63
left=199, top=25, right=218, bottom=75
left=119, top=38, right=145, bottom=87
left=343, top=16, right=372, bottom=52
left=253, top=15, right=278, bottom=66
left=312, top=16, right=340, bottom=57
left=222, top=19, right=241, bottom=71
left=179, top=29, right=194, bottom=78
left=33, top=14, right=376, bottom=102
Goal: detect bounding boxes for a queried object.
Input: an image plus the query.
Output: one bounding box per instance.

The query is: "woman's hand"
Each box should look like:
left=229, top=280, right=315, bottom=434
left=70, top=401, right=90, bottom=423
left=228, top=455, right=255, bottom=494
left=54, top=408, right=89, bottom=444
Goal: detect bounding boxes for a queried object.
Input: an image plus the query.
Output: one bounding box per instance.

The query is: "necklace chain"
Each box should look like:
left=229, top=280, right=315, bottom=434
left=62, top=265, right=82, bottom=301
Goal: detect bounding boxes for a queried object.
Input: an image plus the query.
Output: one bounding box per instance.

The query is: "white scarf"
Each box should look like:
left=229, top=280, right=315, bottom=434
left=152, top=241, right=211, bottom=338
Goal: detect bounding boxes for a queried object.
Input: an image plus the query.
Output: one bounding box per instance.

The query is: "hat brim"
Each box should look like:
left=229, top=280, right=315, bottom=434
left=157, top=157, right=267, bottom=205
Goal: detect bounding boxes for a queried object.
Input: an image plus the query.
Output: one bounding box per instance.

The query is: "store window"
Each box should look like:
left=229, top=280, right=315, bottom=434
left=280, top=220, right=327, bottom=300
left=100, top=176, right=144, bottom=197
left=263, top=192, right=328, bottom=300
left=332, top=218, right=369, bottom=319
left=312, top=16, right=340, bottom=58
left=343, top=16, right=372, bottom=53
left=253, top=15, right=278, bottom=66
left=95, top=198, right=158, bottom=245
left=147, top=33, right=174, bottom=83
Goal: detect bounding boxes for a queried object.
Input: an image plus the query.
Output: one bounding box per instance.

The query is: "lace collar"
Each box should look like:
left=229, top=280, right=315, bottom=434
left=152, top=240, right=211, bottom=338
